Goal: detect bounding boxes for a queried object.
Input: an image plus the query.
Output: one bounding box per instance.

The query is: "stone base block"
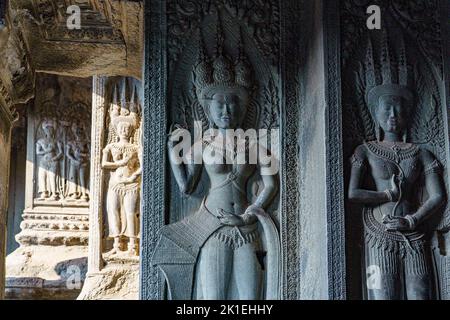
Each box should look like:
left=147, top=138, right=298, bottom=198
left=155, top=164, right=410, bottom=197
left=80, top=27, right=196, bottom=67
left=77, top=260, right=139, bottom=300
left=5, top=245, right=88, bottom=300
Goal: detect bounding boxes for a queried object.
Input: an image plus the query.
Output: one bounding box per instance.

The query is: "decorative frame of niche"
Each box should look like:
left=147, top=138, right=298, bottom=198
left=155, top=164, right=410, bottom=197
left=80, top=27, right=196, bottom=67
left=87, top=76, right=143, bottom=275
left=323, top=0, right=347, bottom=300
left=338, top=0, right=450, bottom=300
left=140, top=0, right=304, bottom=300
left=27, top=76, right=92, bottom=208
left=0, top=85, right=14, bottom=300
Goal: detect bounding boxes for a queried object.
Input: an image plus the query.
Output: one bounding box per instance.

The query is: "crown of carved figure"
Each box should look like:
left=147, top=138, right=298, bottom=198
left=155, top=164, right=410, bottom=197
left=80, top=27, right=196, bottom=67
left=193, top=19, right=254, bottom=105
left=110, top=81, right=139, bottom=130
left=41, top=117, right=56, bottom=130
left=365, top=31, right=414, bottom=112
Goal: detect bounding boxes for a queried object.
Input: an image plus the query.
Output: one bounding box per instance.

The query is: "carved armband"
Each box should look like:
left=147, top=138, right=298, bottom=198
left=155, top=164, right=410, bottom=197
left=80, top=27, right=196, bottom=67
left=424, top=159, right=441, bottom=176
left=350, top=153, right=367, bottom=173
left=384, top=189, right=394, bottom=202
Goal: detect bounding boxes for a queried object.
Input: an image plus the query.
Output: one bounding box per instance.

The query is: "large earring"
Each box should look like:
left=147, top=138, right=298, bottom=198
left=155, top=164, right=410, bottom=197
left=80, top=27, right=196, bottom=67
left=402, top=130, right=407, bottom=143
left=375, top=124, right=381, bottom=142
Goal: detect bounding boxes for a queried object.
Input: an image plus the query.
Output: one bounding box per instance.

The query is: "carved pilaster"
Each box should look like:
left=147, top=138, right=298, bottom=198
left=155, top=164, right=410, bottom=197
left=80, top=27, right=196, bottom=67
left=87, top=76, right=106, bottom=274
left=78, top=76, right=142, bottom=300
left=0, top=109, right=13, bottom=300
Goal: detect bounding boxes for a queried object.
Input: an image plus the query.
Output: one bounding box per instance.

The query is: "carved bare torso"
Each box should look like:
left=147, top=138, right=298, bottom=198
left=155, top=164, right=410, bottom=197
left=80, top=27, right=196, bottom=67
left=36, top=137, right=62, bottom=170
left=67, top=140, right=90, bottom=168
left=106, top=142, right=141, bottom=186
left=203, top=142, right=257, bottom=216
left=362, top=142, right=423, bottom=223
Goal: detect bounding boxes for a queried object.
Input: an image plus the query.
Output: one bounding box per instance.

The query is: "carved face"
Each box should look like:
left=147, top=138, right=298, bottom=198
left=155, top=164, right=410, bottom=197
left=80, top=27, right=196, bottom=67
left=42, top=123, right=55, bottom=138
left=72, top=124, right=86, bottom=140
left=375, top=95, right=408, bottom=137
left=206, top=92, right=247, bottom=130
left=117, top=122, right=133, bottom=140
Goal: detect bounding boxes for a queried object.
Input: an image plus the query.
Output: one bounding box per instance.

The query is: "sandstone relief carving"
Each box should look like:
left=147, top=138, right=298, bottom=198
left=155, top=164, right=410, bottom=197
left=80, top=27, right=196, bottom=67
left=36, top=117, right=64, bottom=201
left=33, top=86, right=91, bottom=204
left=102, top=84, right=142, bottom=257
left=66, top=121, right=91, bottom=201
left=347, top=33, right=446, bottom=300
left=17, top=75, right=92, bottom=246
left=77, top=77, right=142, bottom=301
left=152, top=14, right=280, bottom=300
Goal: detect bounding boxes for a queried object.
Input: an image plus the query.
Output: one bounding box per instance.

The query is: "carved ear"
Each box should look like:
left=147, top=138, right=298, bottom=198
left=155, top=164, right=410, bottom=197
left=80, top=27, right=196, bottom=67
left=191, top=70, right=196, bottom=84
left=202, top=104, right=215, bottom=128
left=375, top=124, right=381, bottom=142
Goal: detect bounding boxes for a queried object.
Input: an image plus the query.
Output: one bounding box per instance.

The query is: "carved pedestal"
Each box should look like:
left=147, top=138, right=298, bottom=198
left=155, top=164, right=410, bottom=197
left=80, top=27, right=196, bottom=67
left=6, top=75, right=91, bottom=299
left=78, top=76, right=142, bottom=300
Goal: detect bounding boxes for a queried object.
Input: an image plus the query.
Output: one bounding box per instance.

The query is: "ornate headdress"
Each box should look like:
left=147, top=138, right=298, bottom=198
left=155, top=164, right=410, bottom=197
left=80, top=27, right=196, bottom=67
left=110, top=80, right=139, bottom=133
left=365, top=31, right=414, bottom=113
left=41, top=117, right=56, bottom=130
left=193, top=17, right=254, bottom=106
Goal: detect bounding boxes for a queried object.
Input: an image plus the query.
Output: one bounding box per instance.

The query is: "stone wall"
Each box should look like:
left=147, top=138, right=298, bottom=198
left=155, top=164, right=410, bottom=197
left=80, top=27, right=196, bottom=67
left=5, top=74, right=92, bottom=300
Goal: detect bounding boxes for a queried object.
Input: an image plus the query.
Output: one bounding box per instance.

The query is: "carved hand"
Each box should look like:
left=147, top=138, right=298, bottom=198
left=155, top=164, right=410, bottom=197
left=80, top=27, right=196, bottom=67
left=118, top=155, right=131, bottom=166
left=216, top=209, right=244, bottom=227
left=219, top=215, right=245, bottom=227
left=243, top=205, right=265, bottom=225
left=167, top=124, right=187, bottom=149
left=384, top=216, right=415, bottom=232
left=126, top=174, right=140, bottom=183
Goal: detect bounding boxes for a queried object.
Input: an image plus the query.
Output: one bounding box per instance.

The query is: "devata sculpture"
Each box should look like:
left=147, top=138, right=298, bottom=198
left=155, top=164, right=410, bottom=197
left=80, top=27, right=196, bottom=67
left=66, top=122, right=90, bottom=201
left=348, top=36, right=445, bottom=300
left=36, top=118, right=63, bottom=201
left=102, top=91, right=142, bottom=256
left=152, top=24, right=280, bottom=300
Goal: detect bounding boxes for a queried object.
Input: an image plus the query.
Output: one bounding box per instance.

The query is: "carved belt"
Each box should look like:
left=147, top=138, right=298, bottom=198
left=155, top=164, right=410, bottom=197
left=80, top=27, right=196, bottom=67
left=363, top=207, right=425, bottom=243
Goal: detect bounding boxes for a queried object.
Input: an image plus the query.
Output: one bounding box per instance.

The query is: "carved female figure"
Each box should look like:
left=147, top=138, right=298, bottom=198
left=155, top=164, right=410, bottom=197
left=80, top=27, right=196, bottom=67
left=152, top=28, right=280, bottom=300
left=102, top=112, right=141, bottom=256
left=348, top=40, right=445, bottom=300
left=36, top=118, right=63, bottom=201
left=66, top=122, right=90, bottom=201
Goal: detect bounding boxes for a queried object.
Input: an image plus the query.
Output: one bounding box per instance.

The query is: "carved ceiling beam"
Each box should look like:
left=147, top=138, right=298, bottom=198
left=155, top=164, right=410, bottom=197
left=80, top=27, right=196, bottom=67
left=8, top=0, right=143, bottom=78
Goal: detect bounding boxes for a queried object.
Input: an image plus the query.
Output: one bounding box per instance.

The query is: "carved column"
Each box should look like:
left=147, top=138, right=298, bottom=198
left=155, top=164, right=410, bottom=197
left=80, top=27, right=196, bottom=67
left=87, top=76, right=106, bottom=274
left=78, top=76, right=142, bottom=300
left=0, top=81, right=15, bottom=300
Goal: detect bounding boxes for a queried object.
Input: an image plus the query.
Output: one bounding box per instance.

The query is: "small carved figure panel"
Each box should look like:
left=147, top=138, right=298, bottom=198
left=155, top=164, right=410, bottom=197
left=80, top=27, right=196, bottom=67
left=33, top=75, right=92, bottom=205
left=102, top=78, right=142, bottom=258
left=342, top=3, right=447, bottom=300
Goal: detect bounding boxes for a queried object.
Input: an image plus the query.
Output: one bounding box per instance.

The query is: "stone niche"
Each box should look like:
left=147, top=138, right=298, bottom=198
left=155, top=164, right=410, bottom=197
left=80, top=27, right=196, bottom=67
left=339, top=0, right=450, bottom=300
left=141, top=0, right=303, bottom=300
left=78, top=76, right=142, bottom=300
left=6, top=74, right=92, bottom=300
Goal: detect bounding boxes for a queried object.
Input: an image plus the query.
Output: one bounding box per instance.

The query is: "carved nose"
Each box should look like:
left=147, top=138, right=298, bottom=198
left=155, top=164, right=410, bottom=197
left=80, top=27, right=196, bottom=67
left=389, top=107, right=397, bottom=117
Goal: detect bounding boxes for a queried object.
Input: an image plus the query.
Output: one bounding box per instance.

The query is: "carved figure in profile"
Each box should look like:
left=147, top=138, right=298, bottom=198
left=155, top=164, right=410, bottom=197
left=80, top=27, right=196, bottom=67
left=66, top=121, right=90, bottom=201
left=36, top=118, right=63, bottom=201
left=348, top=36, right=445, bottom=300
left=102, top=88, right=142, bottom=256
left=152, top=22, right=280, bottom=300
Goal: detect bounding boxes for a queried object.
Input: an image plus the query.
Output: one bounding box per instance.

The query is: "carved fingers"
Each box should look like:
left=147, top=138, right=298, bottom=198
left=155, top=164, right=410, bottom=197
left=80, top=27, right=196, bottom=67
left=383, top=216, right=415, bottom=232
